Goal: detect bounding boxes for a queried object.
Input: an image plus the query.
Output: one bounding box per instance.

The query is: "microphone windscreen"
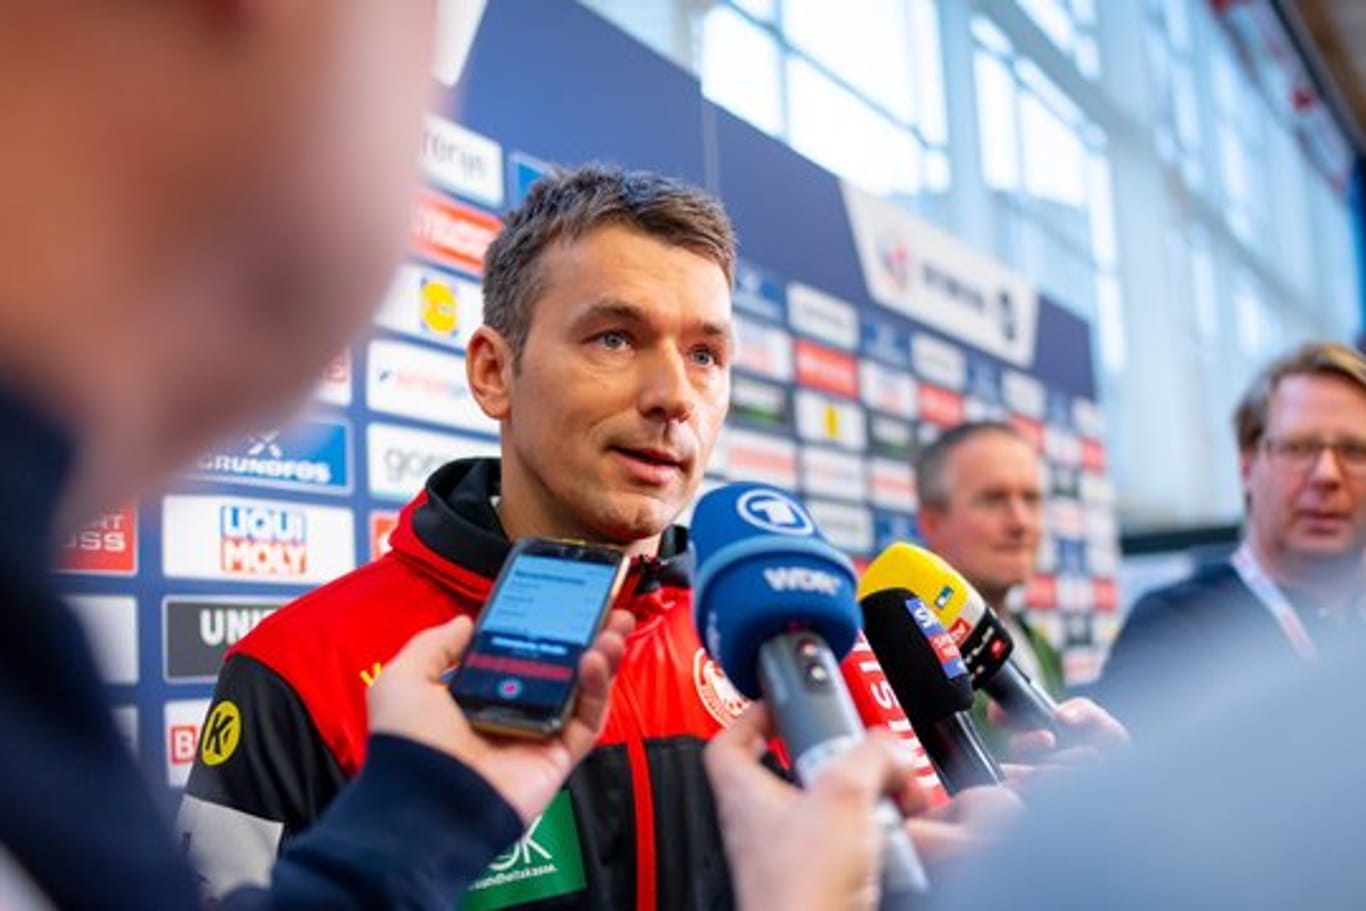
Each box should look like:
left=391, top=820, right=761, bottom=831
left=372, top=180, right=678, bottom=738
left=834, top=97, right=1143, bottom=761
left=692, top=482, right=858, bottom=698
left=860, top=588, right=974, bottom=724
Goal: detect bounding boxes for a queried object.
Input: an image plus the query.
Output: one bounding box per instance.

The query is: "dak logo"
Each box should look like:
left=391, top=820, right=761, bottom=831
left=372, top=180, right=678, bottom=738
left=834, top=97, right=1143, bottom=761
left=693, top=650, right=748, bottom=725
left=736, top=489, right=814, bottom=536
left=200, top=701, right=241, bottom=766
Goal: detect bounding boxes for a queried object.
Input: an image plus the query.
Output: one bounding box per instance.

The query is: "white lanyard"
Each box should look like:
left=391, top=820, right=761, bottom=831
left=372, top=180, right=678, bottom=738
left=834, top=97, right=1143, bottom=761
left=1230, top=544, right=1318, bottom=663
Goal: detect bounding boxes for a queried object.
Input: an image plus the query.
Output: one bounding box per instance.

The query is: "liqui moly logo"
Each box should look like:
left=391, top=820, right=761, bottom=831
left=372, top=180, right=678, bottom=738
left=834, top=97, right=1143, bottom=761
left=163, top=495, right=354, bottom=584
left=219, top=506, right=307, bottom=578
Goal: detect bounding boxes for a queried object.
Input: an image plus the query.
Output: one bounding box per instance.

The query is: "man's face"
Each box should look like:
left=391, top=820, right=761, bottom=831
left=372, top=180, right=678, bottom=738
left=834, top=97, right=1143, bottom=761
left=498, top=224, right=732, bottom=548
left=919, top=432, right=1044, bottom=601
left=1241, top=374, right=1366, bottom=572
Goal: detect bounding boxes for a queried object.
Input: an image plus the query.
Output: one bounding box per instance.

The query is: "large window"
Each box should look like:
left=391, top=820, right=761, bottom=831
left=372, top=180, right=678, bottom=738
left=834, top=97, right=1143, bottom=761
left=1015, top=0, right=1101, bottom=79
left=972, top=14, right=1122, bottom=368
left=699, top=0, right=950, bottom=197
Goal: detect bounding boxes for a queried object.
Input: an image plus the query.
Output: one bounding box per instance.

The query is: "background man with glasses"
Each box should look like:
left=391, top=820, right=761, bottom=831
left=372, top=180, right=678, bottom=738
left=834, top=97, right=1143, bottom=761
left=1099, top=341, right=1366, bottom=728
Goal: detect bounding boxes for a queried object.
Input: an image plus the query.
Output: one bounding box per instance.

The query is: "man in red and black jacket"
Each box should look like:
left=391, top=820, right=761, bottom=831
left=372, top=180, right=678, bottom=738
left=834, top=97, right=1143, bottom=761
left=180, top=166, right=751, bottom=909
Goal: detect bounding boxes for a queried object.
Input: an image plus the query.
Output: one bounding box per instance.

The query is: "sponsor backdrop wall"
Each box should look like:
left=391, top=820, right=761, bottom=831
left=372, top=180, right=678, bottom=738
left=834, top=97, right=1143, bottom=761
left=57, top=0, right=1121, bottom=808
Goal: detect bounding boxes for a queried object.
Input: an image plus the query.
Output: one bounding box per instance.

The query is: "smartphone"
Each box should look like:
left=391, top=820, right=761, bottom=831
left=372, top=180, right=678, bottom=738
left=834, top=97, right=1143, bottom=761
left=448, top=537, right=628, bottom=739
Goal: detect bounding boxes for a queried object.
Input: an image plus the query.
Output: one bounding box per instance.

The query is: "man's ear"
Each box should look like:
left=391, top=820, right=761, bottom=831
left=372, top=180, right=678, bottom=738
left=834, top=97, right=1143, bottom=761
left=466, top=325, right=514, bottom=421
left=916, top=504, right=942, bottom=543
left=1238, top=447, right=1256, bottom=513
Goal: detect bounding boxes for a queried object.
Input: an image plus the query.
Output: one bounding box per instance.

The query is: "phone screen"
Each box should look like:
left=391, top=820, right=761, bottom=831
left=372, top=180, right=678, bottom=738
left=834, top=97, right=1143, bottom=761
left=453, top=553, right=620, bottom=715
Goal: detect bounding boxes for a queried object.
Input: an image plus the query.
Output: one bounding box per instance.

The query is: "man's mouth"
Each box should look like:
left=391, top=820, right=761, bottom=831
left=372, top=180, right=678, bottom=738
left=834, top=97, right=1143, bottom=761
left=611, top=446, right=688, bottom=480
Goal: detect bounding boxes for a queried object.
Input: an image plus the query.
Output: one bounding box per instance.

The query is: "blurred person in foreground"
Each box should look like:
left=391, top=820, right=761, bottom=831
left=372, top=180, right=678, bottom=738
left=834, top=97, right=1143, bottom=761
left=1099, top=341, right=1366, bottom=727
left=0, top=2, right=632, bottom=907
left=915, top=422, right=1128, bottom=758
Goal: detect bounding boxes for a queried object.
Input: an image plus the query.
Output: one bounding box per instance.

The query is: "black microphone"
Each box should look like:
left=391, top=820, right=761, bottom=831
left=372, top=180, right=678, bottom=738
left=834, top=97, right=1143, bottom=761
left=860, top=543, right=1061, bottom=732
left=693, top=483, right=930, bottom=906
left=860, top=588, right=1004, bottom=793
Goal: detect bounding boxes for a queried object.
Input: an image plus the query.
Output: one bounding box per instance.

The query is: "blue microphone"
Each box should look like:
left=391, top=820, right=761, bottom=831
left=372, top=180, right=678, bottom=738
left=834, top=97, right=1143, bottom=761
left=693, top=482, right=930, bottom=904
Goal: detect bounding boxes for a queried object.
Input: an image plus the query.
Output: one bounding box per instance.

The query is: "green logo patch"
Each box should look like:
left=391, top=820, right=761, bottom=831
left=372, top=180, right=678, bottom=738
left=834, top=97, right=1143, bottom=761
left=461, top=790, right=586, bottom=910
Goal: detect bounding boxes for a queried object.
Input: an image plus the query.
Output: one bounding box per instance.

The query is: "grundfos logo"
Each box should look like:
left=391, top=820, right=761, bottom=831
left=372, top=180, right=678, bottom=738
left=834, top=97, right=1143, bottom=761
left=205, top=430, right=329, bottom=481
left=192, top=420, right=351, bottom=494
left=762, top=566, right=842, bottom=596
left=219, top=505, right=307, bottom=577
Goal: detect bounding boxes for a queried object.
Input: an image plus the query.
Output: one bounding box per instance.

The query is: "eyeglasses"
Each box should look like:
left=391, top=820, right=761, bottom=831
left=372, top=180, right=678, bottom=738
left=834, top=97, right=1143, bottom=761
left=1261, top=436, right=1366, bottom=476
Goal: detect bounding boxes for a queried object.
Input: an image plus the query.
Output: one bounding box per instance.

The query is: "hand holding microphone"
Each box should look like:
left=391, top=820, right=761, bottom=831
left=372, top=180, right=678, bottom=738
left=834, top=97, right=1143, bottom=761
left=705, top=703, right=921, bottom=911
left=693, top=483, right=930, bottom=907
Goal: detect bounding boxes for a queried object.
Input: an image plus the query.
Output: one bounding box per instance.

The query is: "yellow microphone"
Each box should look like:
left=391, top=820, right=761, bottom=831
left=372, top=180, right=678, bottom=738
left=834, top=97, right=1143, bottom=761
left=859, top=542, right=1060, bottom=731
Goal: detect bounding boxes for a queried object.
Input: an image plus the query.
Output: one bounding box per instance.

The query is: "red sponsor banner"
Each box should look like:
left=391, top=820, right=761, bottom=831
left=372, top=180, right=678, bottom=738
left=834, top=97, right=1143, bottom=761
left=1025, top=573, right=1058, bottom=610
left=410, top=189, right=502, bottom=274
left=918, top=384, right=965, bottom=427
left=370, top=512, right=399, bottom=561
left=56, top=505, right=137, bottom=576
left=168, top=724, right=199, bottom=767
left=1081, top=438, right=1107, bottom=474
left=794, top=340, right=858, bottom=399
left=1092, top=577, right=1119, bottom=613
left=1009, top=414, right=1044, bottom=451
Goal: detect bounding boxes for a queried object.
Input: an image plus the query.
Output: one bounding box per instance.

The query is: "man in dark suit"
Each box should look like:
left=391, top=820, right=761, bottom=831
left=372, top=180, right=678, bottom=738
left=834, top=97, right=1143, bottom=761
left=1099, top=341, right=1366, bottom=727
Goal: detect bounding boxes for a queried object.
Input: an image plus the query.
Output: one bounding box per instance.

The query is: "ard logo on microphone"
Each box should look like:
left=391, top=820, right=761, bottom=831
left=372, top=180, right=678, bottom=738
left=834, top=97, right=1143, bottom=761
left=736, top=489, right=815, bottom=536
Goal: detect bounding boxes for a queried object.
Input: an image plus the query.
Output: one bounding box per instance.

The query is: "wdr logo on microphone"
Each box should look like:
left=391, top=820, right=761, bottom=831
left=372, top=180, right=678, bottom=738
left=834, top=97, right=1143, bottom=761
left=736, top=489, right=815, bottom=536
left=762, top=566, right=842, bottom=596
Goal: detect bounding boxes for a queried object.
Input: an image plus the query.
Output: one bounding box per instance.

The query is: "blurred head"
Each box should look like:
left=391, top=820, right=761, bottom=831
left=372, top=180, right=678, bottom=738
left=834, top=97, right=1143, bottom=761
left=1234, top=342, right=1366, bottom=580
left=916, top=423, right=1044, bottom=606
left=468, top=167, right=736, bottom=555
left=0, top=1, right=438, bottom=524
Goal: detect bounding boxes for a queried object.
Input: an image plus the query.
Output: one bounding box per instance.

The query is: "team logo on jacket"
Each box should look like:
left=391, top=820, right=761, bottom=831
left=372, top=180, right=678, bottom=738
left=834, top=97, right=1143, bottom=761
left=692, top=650, right=748, bottom=725
left=200, top=701, right=241, bottom=767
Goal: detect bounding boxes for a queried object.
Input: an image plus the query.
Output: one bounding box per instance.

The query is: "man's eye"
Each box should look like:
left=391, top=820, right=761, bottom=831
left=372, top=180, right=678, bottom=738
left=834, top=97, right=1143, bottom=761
left=690, top=346, right=720, bottom=367
left=1282, top=440, right=1316, bottom=458
left=599, top=330, right=629, bottom=350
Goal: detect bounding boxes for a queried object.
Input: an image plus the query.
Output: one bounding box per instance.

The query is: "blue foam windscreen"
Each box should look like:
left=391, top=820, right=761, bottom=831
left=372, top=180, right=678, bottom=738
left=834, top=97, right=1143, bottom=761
left=691, top=482, right=859, bottom=698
